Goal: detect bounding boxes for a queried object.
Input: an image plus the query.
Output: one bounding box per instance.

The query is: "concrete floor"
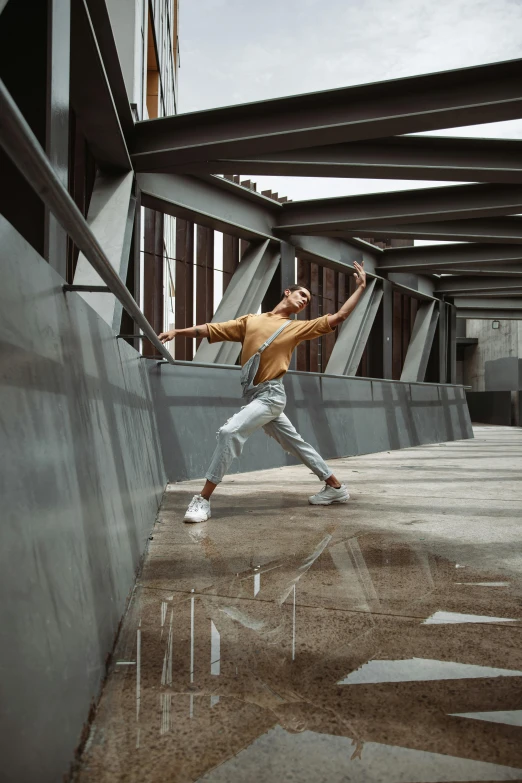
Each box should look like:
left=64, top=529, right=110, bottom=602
left=77, top=426, right=522, bottom=783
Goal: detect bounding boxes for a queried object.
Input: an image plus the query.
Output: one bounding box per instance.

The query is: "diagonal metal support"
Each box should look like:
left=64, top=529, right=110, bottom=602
left=325, top=279, right=383, bottom=376
left=400, top=301, right=439, bottom=382
left=73, top=171, right=135, bottom=329
left=194, top=240, right=280, bottom=365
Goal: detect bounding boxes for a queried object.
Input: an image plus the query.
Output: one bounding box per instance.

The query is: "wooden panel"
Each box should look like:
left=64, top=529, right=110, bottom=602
left=296, top=257, right=311, bottom=371
left=175, top=218, right=194, bottom=360
left=222, top=234, right=239, bottom=293
left=196, top=225, right=214, bottom=346
left=309, top=262, right=320, bottom=373
left=392, top=290, right=403, bottom=380
left=143, top=207, right=164, bottom=357
left=323, top=267, right=336, bottom=367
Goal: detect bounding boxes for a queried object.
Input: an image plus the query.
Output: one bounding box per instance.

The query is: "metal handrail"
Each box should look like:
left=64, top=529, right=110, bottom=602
left=0, top=78, right=175, bottom=364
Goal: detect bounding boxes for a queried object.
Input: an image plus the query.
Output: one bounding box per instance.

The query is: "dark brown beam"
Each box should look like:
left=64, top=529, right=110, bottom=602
left=131, top=58, right=522, bottom=171
left=175, top=219, right=194, bottom=360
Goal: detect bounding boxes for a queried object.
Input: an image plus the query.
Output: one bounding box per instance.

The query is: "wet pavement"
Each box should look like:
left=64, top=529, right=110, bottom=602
left=77, top=426, right=522, bottom=783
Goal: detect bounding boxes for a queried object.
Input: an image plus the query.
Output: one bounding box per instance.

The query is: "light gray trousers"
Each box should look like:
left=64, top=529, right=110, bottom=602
left=205, top=379, right=333, bottom=485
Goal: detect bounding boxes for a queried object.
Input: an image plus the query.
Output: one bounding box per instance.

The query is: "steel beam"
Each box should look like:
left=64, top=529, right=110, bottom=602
left=454, top=297, right=522, bottom=310
left=70, top=0, right=131, bottom=171
left=455, top=308, right=522, bottom=319
left=194, top=240, right=280, bottom=365
left=130, top=58, right=522, bottom=171
left=276, top=184, right=522, bottom=234
left=178, top=135, right=522, bottom=184
left=84, top=0, right=134, bottom=135
left=325, top=279, right=383, bottom=376
left=137, top=172, right=276, bottom=240
left=377, top=243, right=522, bottom=273
left=334, top=217, right=522, bottom=244
left=400, top=301, right=439, bottom=382
left=434, top=276, right=522, bottom=294
left=454, top=296, right=522, bottom=321
left=287, top=234, right=378, bottom=276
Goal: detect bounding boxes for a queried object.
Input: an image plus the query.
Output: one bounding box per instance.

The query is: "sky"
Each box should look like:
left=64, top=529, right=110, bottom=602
left=177, top=0, right=522, bottom=203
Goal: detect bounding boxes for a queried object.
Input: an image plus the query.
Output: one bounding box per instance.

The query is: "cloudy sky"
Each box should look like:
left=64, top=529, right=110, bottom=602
left=178, top=0, right=522, bottom=201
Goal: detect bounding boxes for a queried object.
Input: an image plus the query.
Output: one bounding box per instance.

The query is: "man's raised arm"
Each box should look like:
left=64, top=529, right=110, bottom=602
left=158, top=324, right=209, bottom=344
left=327, top=261, right=367, bottom=329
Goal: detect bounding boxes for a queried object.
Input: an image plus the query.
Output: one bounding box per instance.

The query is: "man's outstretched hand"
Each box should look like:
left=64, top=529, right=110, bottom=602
left=353, top=261, right=366, bottom=290
left=158, top=329, right=177, bottom=344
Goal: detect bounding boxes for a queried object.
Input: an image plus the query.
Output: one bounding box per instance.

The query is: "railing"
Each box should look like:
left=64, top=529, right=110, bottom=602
left=0, top=78, right=175, bottom=365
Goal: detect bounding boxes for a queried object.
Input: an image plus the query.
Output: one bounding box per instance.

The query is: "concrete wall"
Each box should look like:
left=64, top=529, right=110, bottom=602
left=150, top=363, right=473, bottom=483
left=465, top=319, right=522, bottom=391
left=0, top=217, right=167, bottom=783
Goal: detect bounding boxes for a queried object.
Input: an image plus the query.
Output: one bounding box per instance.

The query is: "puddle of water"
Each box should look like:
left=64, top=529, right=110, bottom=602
left=79, top=531, right=522, bottom=783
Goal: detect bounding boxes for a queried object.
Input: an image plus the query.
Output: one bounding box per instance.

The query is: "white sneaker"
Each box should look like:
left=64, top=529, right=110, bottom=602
left=308, top=483, right=350, bottom=506
left=184, top=494, right=211, bottom=523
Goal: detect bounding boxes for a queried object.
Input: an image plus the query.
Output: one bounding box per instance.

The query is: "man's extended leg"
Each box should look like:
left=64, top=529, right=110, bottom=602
left=184, top=392, right=282, bottom=522
left=263, top=413, right=349, bottom=505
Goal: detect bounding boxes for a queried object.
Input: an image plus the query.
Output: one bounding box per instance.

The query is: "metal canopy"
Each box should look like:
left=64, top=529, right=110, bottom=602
left=3, top=3, right=522, bottom=389
left=130, top=58, right=522, bottom=171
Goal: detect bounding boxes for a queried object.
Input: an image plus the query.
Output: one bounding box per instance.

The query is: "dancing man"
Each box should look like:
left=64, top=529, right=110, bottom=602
left=159, top=261, right=367, bottom=523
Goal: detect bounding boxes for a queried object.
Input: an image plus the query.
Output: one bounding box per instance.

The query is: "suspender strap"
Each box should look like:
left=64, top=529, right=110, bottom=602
left=257, top=320, right=292, bottom=354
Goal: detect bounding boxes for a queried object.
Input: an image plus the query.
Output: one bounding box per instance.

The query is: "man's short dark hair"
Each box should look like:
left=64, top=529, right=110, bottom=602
left=281, top=284, right=312, bottom=302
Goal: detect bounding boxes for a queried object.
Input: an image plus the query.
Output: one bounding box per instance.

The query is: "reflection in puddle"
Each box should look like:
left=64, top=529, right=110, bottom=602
left=422, top=611, right=518, bottom=625
left=199, top=727, right=522, bottom=783
left=456, top=582, right=511, bottom=587
left=79, top=531, right=522, bottom=783
left=451, top=710, right=522, bottom=727
left=338, top=658, right=522, bottom=685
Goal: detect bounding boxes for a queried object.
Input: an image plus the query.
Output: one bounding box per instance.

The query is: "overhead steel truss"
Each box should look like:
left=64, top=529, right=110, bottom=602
left=2, top=0, right=522, bottom=385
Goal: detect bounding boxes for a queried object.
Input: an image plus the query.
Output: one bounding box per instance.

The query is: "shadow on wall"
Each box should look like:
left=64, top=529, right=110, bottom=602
left=0, top=216, right=166, bottom=783
left=148, top=362, right=473, bottom=483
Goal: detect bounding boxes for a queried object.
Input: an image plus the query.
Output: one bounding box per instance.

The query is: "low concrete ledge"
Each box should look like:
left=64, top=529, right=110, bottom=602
left=148, top=362, right=473, bottom=482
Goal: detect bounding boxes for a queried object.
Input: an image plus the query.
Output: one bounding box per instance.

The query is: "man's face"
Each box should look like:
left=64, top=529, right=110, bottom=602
left=285, top=287, right=311, bottom=313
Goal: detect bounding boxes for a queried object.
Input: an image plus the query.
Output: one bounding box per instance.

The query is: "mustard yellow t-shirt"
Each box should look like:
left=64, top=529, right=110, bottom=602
left=206, top=312, right=333, bottom=384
